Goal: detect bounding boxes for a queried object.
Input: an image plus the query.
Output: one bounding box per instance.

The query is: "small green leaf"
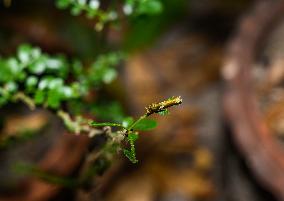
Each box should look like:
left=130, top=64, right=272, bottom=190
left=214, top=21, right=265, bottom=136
left=47, top=89, right=62, bottom=109
left=89, top=0, right=100, bottom=9
left=34, top=90, right=45, bottom=104
left=38, top=77, right=51, bottom=90
left=90, top=122, right=123, bottom=127
left=89, top=52, right=122, bottom=85
left=56, top=0, right=71, bottom=9
left=0, top=96, right=8, bottom=106
left=127, top=133, right=138, bottom=141
left=122, top=117, right=134, bottom=129
left=123, top=149, right=138, bottom=163
left=26, top=76, right=38, bottom=90
left=30, top=47, right=41, bottom=59
left=61, top=86, right=73, bottom=98
left=86, top=9, right=97, bottom=18
left=46, top=58, right=64, bottom=70
left=7, top=58, right=21, bottom=74
left=78, top=0, right=86, bottom=6
left=71, top=5, right=83, bottom=16
left=29, top=56, right=47, bottom=74
left=5, top=82, right=18, bottom=92
left=132, top=118, right=157, bottom=131
left=137, top=0, right=163, bottom=15
left=158, top=109, right=169, bottom=116
left=102, top=68, right=117, bottom=84
left=48, top=78, right=64, bottom=89
left=17, top=44, right=32, bottom=64
left=72, top=59, right=83, bottom=76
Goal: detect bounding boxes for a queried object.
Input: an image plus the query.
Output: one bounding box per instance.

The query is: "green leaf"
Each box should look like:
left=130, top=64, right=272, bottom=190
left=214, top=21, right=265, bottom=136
left=72, top=59, right=83, bottom=76
left=70, top=82, right=82, bottom=97
left=71, top=5, right=83, bottom=16
left=17, top=44, right=32, bottom=64
left=86, top=9, right=97, bottom=18
left=38, top=77, right=51, bottom=90
left=26, top=76, right=38, bottom=90
left=46, top=58, right=63, bottom=70
left=5, top=82, right=18, bottom=92
left=124, top=132, right=139, bottom=163
left=123, top=149, right=138, bottom=163
left=48, top=78, right=64, bottom=89
left=7, top=58, right=21, bottom=74
left=30, top=47, right=41, bottom=59
left=102, top=68, right=117, bottom=84
left=78, top=0, right=86, bottom=6
left=0, top=96, right=8, bottom=106
left=89, top=0, right=100, bottom=9
left=29, top=56, right=47, bottom=74
left=132, top=118, right=157, bottom=131
left=56, top=0, right=71, bottom=9
left=90, top=122, right=123, bottom=127
left=158, top=109, right=169, bottom=116
left=61, top=86, right=73, bottom=98
left=34, top=90, right=45, bottom=104
left=88, top=52, right=122, bottom=85
left=138, top=0, right=163, bottom=15
left=122, top=117, right=134, bottom=129
left=127, top=133, right=138, bottom=141
left=47, top=89, right=62, bottom=109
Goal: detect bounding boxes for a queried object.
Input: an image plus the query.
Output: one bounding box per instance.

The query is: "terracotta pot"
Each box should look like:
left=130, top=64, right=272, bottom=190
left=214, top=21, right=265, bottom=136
left=223, top=1, right=284, bottom=200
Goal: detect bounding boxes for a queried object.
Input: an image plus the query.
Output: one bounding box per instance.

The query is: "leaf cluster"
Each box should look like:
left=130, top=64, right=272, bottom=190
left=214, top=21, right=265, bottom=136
left=0, top=44, right=123, bottom=110
left=56, top=0, right=163, bottom=30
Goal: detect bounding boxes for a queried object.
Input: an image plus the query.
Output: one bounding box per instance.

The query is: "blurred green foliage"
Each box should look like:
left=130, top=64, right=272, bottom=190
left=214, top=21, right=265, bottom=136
left=123, top=0, right=188, bottom=51
left=0, top=44, right=123, bottom=110
left=0, top=130, right=40, bottom=148
left=0, top=0, right=183, bottom=166
left=14, top=162, right=78, bottom=188
left=56, top=0, right=163, bottom=31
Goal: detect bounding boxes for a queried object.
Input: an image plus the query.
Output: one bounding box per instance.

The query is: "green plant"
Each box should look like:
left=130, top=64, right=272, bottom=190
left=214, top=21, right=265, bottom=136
left=56, top=0, right=163, bottom=31
left=0, top=0, right=182, bottom=168
left=91, top=96, right=182, bottom=163
left=0, top=44, right=123, bottom=110
left=0, top=43, right=182, bottom=163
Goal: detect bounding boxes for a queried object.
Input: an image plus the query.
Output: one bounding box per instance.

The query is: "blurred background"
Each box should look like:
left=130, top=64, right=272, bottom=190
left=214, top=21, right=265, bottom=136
left=2, top=0, right=284, bottom=201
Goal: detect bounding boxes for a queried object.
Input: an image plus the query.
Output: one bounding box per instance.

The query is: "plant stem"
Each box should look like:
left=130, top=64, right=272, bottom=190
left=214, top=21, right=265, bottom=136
left=128, top=114, right=147, bottom=130
left=13, top=92, right=36, bottom=110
